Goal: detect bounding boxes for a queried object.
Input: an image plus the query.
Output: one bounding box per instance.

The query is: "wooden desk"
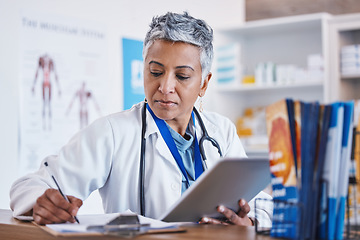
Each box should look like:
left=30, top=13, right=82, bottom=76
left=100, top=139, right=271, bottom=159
left=0, top=209, right=273, bottom=240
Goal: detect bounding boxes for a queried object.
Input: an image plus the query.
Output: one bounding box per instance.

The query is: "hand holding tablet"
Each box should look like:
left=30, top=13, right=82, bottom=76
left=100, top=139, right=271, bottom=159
left=160, top=157, right=271, bottom=222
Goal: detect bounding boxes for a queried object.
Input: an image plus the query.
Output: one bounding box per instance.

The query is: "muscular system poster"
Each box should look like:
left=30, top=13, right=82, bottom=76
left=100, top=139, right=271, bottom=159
left=19, top=10, right=109, bottom=176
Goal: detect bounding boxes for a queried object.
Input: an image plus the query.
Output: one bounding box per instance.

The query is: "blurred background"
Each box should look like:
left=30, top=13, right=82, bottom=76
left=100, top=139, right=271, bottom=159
left=1, top=0, right=360, bottom=214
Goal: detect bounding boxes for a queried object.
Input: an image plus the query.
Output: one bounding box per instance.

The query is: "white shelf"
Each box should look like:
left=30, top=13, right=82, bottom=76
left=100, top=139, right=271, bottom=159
left=217, top=80, right=323, bottom=92
left=211, top=12, right=330, bottom=127
left=214, top=13, right=329, bottom=99
left=244, top=147, right=269, bottom=158
left=218, top=13, right=331, bottom=36
left=328, top=13, right=360, bottom=101
left=341, top=73, right=360, bottom=80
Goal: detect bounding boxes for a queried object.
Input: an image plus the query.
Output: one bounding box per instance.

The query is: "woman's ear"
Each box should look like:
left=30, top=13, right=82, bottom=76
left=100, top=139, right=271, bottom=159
left=199, top=72, right=212, bottom=97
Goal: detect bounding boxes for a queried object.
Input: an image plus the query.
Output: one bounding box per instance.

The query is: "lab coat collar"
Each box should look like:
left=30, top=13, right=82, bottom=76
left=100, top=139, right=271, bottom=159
left=142, top=102, right=219, bottom=142
left=143, top=104, right=159, bottom=139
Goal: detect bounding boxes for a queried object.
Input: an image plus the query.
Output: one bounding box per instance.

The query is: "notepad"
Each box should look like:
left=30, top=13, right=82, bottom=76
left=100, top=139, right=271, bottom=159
left=160, top=157, right=270, bottom=222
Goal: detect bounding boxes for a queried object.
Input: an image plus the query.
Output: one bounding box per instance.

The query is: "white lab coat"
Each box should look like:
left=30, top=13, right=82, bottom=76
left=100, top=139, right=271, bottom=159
left=10, top=101, right=272, bottom=226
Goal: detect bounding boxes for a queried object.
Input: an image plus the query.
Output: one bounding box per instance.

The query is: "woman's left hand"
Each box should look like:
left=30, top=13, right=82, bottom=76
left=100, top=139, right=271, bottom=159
left=199, top=199, right=253, bottom=226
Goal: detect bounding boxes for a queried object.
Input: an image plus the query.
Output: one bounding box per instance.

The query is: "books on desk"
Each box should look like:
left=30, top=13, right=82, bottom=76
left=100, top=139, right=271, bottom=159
left=265, top=99, right=354, bottom=240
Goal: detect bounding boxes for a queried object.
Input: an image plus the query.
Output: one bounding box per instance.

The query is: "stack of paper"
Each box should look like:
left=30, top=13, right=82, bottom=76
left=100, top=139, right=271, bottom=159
left=39, top=210, right=184, bottom=237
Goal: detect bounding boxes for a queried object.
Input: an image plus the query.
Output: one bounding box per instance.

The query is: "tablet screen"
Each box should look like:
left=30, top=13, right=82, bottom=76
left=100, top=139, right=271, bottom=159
left=160, top=157, right=270, bottom=222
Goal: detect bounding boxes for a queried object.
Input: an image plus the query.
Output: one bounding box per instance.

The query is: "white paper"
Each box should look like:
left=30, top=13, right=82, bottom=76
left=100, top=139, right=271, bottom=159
left=46, top=210, right=178, bottom=233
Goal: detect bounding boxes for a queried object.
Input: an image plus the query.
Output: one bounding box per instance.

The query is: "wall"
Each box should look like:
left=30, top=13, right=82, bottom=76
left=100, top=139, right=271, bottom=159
left=0, top=0, right=245, bottom=212
left=246, top=0, right=360, bottom=21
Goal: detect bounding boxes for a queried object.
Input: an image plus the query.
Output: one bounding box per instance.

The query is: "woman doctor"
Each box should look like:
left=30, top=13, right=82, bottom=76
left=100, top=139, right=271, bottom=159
left=10, top=12, right=272, bottom=226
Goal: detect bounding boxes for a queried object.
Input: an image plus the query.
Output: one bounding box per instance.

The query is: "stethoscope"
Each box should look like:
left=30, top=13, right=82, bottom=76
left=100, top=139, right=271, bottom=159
left=139, top=101, right=223, bottom=216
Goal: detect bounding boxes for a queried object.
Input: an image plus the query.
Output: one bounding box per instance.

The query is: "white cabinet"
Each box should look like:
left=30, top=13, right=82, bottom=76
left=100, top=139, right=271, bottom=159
left=211, top=13, right=332, bottom=122
left=209, top=13, right=333, bottom=155
left=328, top=13, right=360, bottom=102
left=208, top=12, right=360, bottom=156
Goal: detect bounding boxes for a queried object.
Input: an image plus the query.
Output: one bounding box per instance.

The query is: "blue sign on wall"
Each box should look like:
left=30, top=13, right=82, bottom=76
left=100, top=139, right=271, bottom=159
left=122, top=38, right=144, bottom=110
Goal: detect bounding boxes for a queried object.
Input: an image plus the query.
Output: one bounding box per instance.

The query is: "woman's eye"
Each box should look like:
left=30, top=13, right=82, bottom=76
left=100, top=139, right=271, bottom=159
left=150, top=72, right=162, bottom=77
left=177, top=75, right=190, bottom=81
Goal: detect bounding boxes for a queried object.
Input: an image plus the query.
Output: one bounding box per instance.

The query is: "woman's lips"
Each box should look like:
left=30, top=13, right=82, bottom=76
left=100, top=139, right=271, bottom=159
left=155, top=100, right=176, bottom=107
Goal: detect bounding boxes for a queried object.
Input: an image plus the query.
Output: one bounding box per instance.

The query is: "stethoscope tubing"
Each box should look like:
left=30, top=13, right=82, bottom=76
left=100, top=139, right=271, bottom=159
left=139, top=102, right=147, bottom=216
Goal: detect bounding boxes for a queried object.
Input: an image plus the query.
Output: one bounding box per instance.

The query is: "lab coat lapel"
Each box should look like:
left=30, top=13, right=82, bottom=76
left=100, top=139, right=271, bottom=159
left=144, top=109, right=179, bottom=169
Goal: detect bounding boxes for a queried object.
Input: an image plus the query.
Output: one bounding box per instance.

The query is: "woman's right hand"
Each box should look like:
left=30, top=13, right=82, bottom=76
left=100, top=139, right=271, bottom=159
left=32, top=188, right=82, bottom=225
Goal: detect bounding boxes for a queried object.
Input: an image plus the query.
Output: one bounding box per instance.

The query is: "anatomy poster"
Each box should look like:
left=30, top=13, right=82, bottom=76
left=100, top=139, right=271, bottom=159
left=19, top=10, right=109, bottom=176
left=122, top=38, right=145, bottom=110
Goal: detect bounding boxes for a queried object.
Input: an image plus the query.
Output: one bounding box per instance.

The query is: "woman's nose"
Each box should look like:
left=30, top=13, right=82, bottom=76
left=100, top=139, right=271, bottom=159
left=158, top=73, right=175, bottom=94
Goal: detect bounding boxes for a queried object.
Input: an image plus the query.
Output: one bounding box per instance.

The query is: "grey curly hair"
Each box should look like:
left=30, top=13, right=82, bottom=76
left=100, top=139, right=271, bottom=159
left=143, top=12, right=214, bottom=84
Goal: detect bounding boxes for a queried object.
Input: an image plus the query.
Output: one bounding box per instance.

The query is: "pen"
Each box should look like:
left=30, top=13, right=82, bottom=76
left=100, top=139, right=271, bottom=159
left=44, top=161, right=80, bottom=224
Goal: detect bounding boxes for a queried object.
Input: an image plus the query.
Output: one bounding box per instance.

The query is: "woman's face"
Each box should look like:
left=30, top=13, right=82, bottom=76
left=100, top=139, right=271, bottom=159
left=144, top=40, right=210, bottom=129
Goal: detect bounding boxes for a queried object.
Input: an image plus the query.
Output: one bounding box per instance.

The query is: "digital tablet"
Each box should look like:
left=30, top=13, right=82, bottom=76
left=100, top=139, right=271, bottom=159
left=160, top=157, right=270, bottom=222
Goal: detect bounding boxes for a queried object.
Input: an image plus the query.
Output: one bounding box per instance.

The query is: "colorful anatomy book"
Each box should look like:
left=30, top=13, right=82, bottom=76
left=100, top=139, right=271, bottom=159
left=266, top=99, right=298, bottom=239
